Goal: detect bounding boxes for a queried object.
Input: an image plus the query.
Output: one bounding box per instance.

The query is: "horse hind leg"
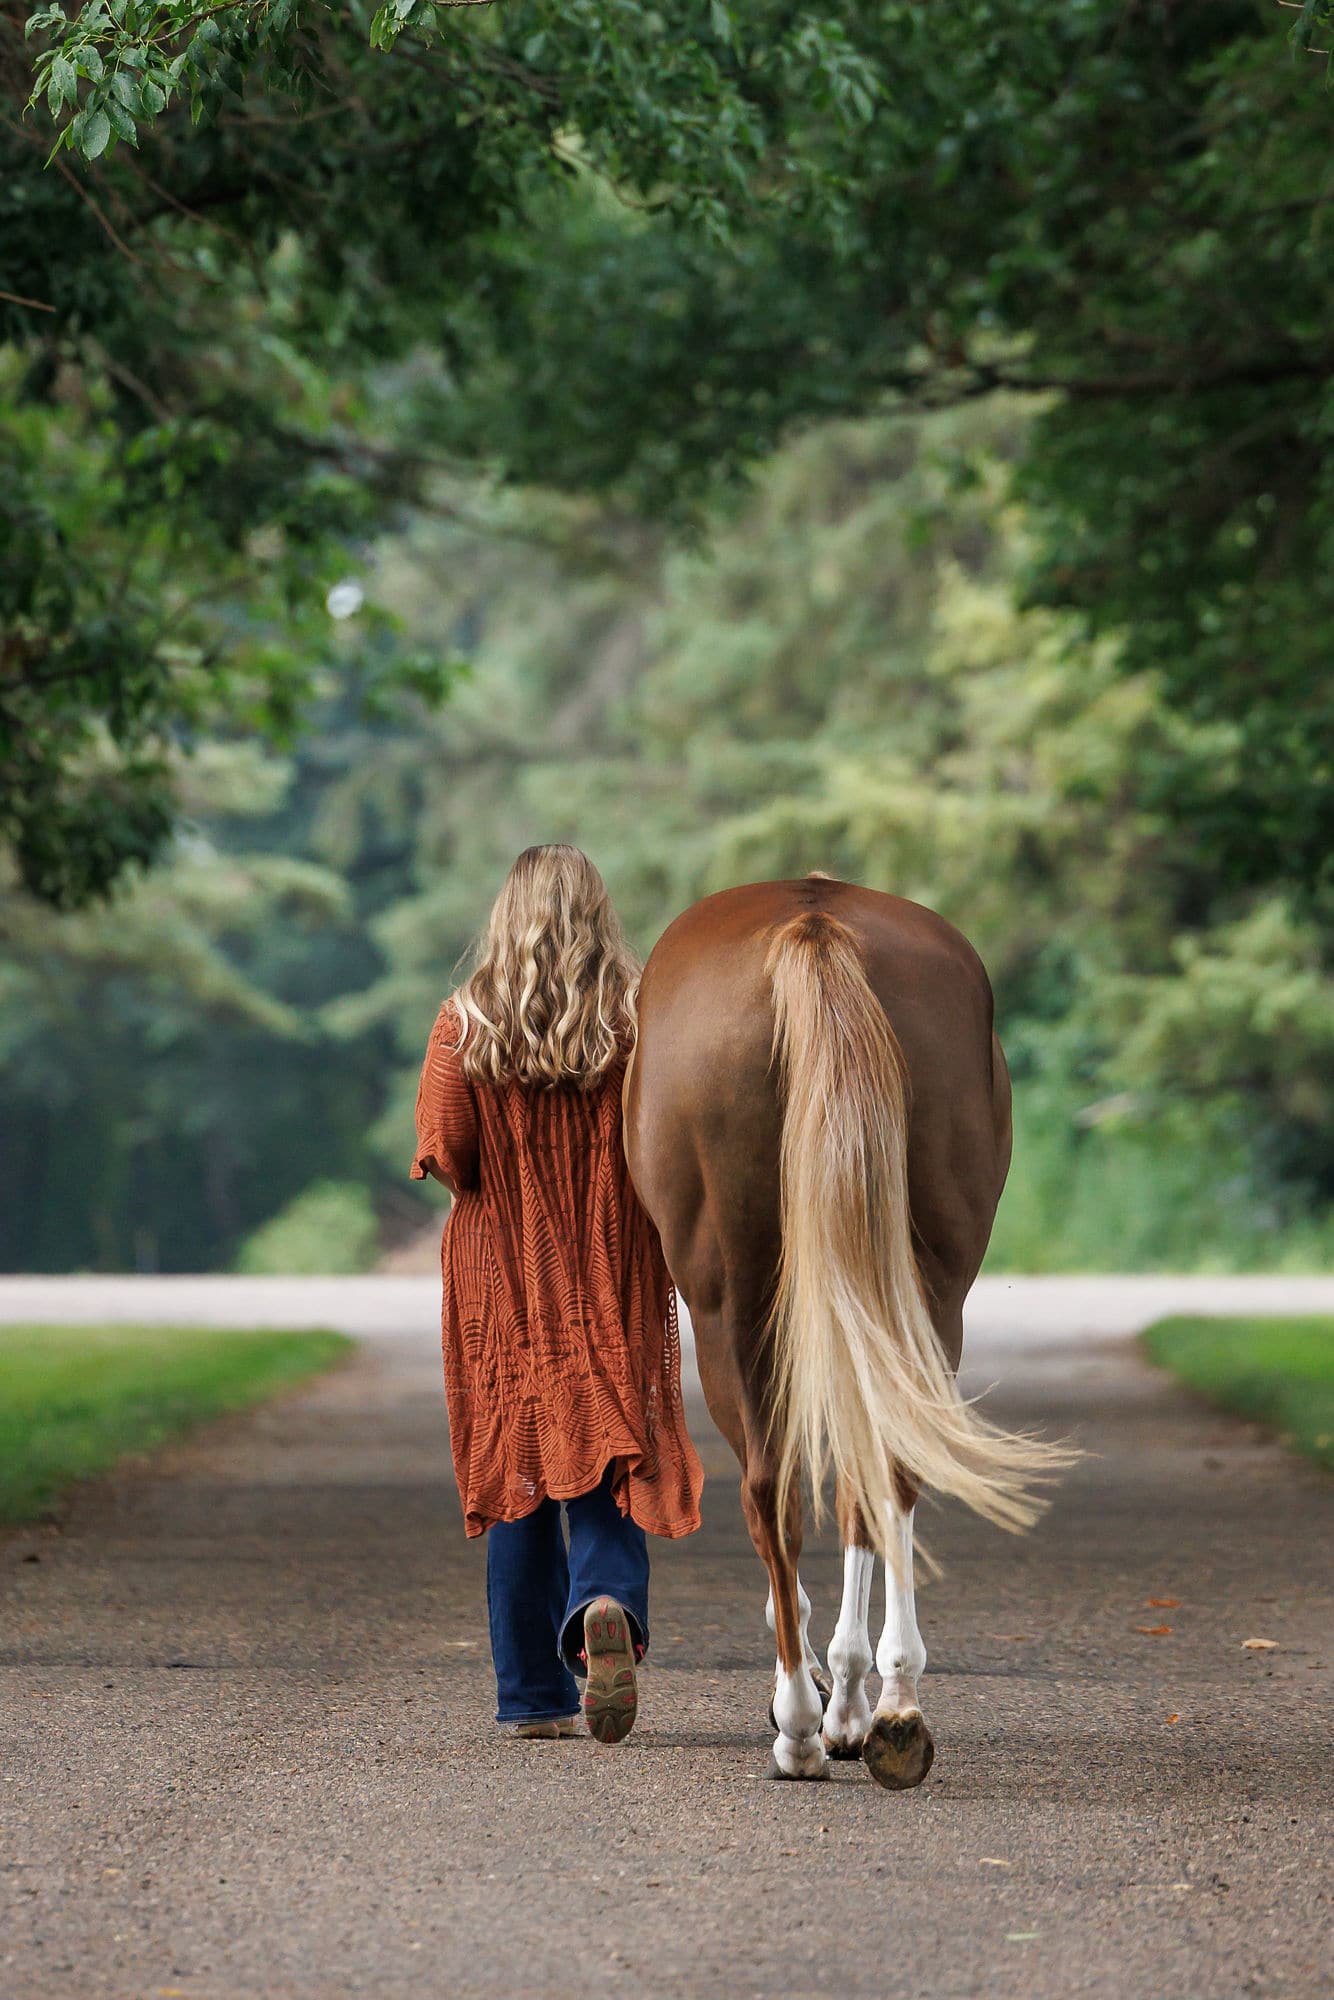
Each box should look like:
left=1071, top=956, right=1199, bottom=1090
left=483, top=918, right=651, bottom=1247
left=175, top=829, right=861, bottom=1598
left=822, top=1486, right=876, bottom=1759
left=768, top=1576, right=828, bottom=1736
left=768, top=1576, right=828, bottom=1688
left=742, top=1450, right=827, bottom=1781
left=862, top=1490, right=935, bottom=1793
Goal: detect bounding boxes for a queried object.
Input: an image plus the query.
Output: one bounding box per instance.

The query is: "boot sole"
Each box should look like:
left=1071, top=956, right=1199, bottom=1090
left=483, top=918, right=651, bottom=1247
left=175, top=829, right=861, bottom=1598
left=582, top=1597, right=638, bottom=1745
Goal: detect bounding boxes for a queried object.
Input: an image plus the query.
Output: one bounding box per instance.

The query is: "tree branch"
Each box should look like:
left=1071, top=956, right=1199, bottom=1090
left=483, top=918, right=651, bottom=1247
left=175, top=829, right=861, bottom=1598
left=889, top=348, right=1334, bottom=412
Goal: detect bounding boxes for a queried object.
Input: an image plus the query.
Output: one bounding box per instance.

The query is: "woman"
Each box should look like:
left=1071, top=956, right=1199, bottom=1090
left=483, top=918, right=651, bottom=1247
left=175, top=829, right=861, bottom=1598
left=411, top=845, right=703, bottom=1744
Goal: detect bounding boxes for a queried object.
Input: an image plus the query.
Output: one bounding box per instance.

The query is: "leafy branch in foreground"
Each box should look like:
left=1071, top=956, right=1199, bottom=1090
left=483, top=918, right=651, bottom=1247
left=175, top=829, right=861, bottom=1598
left=1282, top=0, right=1334, bottom=62
left=27, top=0, right=292, bottom=158
left=22, top=0, right=878, bottom=236
left=7, top=1, right=1334, bottom=912
left=3, top=0, right=886, bottom=903
left=24, top=0, right=501, bottom=162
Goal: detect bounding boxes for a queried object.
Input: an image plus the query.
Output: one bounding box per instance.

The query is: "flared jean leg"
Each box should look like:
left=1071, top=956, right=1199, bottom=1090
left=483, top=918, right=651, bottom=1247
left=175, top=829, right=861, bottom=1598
left=486, top=1497, right=582, bottom=1724
left=557, top=1463, right=651, bottom=1673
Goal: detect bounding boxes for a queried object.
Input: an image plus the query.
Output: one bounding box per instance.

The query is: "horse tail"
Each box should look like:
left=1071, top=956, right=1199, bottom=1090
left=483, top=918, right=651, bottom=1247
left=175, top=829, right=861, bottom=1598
left=765, top=908, right=1068, bottom=1565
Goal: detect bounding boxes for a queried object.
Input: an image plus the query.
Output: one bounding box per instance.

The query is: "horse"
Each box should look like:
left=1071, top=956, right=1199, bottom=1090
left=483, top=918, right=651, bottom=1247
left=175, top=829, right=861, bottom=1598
left=623, top=875, right=1068, bottom=1789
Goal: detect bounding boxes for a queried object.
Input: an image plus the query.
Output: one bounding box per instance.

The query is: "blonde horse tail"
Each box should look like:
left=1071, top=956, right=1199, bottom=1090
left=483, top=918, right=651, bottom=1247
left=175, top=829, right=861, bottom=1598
left=765, top=909, right=1071, bottom=1566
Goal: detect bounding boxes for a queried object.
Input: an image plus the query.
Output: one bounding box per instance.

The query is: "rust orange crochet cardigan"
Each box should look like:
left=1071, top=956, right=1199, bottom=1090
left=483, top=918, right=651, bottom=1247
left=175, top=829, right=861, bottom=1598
left=411, top=1003, right=703, bottom=1540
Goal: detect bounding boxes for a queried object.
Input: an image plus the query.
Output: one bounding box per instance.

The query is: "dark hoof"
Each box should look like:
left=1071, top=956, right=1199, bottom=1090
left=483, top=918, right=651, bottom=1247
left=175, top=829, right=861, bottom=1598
left=862, top=1711, right=935, bottom=1793
left=823, top=1736, right=864, bottom=1761
left=766, top=1752, right=831, bottom=1781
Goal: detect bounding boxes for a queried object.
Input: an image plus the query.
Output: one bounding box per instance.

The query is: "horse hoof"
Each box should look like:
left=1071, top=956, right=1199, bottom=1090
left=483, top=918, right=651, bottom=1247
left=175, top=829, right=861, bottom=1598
left=862, top=1711, right=935, bottom=1792
left=822, top=1734, right=865, bottom=1761
left=766, top=1752, right=831, bottom=1781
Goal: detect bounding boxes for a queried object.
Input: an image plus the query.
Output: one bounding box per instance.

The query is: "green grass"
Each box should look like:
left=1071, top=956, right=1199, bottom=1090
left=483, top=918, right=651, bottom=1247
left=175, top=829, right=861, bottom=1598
left=1142, top=1316, right=1334, bottom=1473
left=0, top=1324, right=352, bottom=1524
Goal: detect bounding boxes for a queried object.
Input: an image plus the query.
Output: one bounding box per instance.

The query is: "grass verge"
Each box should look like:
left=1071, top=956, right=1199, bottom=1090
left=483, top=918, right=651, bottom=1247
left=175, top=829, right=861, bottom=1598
left=0, top=1323, right=351, bottom=1524
left=1142, top=1316, right=1334, bottom=1473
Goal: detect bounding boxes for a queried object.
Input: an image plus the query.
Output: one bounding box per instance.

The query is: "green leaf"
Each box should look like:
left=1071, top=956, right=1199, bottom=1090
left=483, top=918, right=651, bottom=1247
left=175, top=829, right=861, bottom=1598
left=82, top=106, right=111, bottom=158
left=105, top=96, right=137, bottom=144
left=50, top=53, right=77, bottom=105
left=25, top=6, right=65, bottom=39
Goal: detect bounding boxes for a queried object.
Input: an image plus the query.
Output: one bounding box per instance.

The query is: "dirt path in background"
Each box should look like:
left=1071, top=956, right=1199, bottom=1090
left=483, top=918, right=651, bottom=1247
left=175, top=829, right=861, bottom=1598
left=2, top=1317, right=1330, bottom=1999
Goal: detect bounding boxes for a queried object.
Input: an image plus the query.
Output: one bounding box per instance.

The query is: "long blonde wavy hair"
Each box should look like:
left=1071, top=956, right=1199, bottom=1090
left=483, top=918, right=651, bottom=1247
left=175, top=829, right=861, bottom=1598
left=452, top=845, right=640, bottom=1088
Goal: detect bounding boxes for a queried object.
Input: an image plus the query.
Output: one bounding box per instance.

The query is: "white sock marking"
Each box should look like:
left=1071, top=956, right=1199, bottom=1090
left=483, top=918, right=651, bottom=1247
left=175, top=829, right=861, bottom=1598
left=766, top=1575, right=828, bottom=1777
left=824, top=1543, right=875, bottom=1752
left=874, top=1507, right=926, bottom=1715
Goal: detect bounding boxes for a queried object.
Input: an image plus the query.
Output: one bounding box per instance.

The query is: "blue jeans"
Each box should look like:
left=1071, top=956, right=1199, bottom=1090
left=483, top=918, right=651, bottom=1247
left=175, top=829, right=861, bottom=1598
left=485, top=1464, right=650, bottom=1724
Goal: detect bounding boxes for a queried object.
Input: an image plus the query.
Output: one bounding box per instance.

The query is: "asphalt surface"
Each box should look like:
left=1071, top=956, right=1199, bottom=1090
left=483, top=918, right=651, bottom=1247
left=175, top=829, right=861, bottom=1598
left=2, top=1279, right=1331, bottom=1999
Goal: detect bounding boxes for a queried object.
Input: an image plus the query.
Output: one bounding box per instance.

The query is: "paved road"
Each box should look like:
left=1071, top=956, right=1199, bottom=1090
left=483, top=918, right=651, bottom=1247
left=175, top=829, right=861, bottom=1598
left=2, top=1279, right=1331, bottom=1998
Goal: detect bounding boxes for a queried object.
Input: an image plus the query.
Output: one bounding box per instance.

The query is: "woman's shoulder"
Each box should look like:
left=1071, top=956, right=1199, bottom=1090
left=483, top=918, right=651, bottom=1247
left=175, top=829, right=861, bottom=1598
left=422, top=999, right=476, bottom=1091
left=429, top=996, right=470, bottom=1048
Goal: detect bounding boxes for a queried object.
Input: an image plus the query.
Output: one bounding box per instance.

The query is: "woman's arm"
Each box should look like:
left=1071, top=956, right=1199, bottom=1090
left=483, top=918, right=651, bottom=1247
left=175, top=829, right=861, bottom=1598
left=410, top=1003, right=480, bottom=1195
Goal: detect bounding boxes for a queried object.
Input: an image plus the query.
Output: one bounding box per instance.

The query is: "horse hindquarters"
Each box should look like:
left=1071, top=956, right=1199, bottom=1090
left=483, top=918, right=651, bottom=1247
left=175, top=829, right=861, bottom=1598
left=627, top=877, right=1072, bottom=1792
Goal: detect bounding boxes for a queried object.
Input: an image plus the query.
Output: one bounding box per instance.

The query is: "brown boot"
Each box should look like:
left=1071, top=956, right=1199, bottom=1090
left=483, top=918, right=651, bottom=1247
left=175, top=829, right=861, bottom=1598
left=512, top=1717, right=578, bottom=1740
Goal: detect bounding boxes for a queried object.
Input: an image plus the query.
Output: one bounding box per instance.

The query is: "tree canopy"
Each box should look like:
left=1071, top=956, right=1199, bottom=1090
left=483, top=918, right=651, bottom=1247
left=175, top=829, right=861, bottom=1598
left=5, top=0, right=873, bottom=900
left=5, top=1, right=1332, bottom=907
left=2, top=0, right=1334, bottom=908
left=4, top=0, right=1334, bottom=1272
left=418, top=1, right=1334, bottom=908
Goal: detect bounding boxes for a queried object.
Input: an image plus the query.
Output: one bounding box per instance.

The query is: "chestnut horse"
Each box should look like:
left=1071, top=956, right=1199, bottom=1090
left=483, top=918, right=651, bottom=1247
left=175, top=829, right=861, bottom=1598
left=624, top=876, right=1066, bottom=1789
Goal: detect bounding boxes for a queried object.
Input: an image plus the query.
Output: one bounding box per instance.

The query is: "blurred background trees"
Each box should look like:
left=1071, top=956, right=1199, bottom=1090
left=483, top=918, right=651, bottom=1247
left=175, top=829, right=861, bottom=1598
left=3, top=2, right=1331, bottom=1271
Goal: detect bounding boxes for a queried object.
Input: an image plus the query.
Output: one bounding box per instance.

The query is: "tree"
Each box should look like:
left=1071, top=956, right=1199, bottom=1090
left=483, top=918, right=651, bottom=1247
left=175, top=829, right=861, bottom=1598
left=3, top=0, right=874, bottom=902
left=11, top=3, right=1332, bottom=911
left=0, top=739, right=368, bottom=1269
left=400, top=2, right=1334, bottom=913
left=333, top=397, right=1334, bottom=1263
left=6, top=381, right=1330, bottom=1269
